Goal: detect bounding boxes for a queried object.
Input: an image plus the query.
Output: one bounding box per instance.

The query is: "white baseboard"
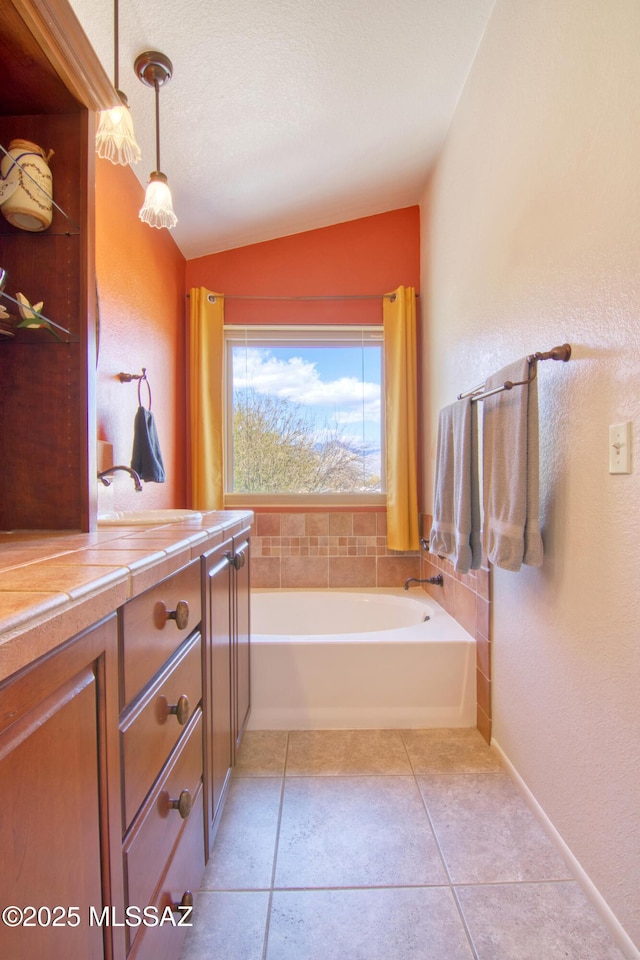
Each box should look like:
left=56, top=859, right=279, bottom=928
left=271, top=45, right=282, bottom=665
left=492, top=738, right=640, bottom=960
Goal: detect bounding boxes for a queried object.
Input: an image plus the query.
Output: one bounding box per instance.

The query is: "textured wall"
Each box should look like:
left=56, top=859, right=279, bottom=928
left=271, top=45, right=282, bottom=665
left=421, top=0, right=640, bottom=948
left=95, top=161, right=187, bottom=512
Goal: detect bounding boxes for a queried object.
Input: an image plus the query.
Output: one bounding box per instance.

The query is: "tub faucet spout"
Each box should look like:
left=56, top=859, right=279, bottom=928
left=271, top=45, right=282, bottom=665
left=97, top=465, right=143, bottom=492
left=403, top=575, right=443, bottom=590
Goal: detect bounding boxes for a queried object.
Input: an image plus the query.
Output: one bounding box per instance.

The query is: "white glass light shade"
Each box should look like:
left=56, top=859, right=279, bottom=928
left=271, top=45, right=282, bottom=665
left=138, top=171, right=178, bottom=230
left=96, top=93, right=141, bottom=166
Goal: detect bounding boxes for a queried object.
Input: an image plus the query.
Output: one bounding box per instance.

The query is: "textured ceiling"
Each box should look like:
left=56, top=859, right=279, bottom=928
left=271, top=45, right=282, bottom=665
left=69, top=0, right=494, bottom=259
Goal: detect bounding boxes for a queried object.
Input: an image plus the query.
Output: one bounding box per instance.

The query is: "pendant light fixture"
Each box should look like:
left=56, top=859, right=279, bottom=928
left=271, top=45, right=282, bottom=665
left=95, top=0, right=141, bottom=165
left=135, top=51, right=177, bottom=230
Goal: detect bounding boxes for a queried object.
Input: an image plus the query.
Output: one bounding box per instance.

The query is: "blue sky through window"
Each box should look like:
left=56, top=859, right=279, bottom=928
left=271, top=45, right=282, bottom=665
left=231, top=344, right=382, bottom=445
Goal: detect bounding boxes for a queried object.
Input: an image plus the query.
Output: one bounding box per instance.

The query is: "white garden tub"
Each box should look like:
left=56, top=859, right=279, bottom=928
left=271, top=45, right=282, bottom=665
left=249, top=588, right=475, bottom=730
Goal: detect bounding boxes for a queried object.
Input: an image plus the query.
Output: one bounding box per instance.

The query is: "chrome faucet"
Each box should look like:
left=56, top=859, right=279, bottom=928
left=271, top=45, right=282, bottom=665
left=97, top=465, right=143, bottom=492
left=403, top=575, right=443, bottom=590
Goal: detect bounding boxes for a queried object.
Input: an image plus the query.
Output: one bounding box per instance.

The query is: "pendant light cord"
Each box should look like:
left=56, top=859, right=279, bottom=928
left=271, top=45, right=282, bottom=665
left=113, top=0, right=119, bottom=91
left=154, top=79, right=161, bottom=171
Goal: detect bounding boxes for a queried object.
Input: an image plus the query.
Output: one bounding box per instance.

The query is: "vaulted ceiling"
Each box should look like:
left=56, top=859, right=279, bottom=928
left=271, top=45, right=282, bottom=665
left=69, top=0, right=494, bottom=259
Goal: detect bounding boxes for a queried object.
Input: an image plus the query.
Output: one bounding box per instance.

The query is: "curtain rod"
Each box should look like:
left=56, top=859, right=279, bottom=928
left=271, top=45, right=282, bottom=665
left=185, top=292, right=419, bottom=302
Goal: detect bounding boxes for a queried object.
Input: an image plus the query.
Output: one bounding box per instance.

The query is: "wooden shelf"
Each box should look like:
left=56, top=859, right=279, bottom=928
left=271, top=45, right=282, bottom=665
left=0, top=1, right=116, bottom=532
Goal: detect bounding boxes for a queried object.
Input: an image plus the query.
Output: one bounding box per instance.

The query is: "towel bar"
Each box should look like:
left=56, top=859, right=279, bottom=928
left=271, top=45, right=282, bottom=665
left=457, top=343, right=571, bottom=402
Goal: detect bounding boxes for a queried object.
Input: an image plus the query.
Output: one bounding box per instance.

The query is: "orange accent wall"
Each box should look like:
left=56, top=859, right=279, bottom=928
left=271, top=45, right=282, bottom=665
left=185, top=206, right=420, bottom=325
left=94, top=197, right=419, bottom=512
left=95, top=160, right=187, bottom=512
left=186, top=205, right=422, bottom=509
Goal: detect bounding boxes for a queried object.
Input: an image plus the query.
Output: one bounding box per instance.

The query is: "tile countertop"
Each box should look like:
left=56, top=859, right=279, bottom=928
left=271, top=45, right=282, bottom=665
left=0, top=510, right=253, bottom=684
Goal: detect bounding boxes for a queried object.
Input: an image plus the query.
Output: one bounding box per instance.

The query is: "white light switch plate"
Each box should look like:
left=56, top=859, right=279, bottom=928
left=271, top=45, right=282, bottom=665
left=609, top=422, right=631, bottom=474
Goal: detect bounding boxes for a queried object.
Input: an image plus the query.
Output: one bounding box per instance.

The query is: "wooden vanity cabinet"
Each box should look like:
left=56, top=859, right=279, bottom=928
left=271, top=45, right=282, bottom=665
left=119, top=559, right=205, bottom=960
left=202, top=527, right=251, bottom=854
left=232, top=528, right=251, bottom=754
left=120, top=560, right=203, bottom=708
left=0, top=614, right=126, bottom=960
left=0, top=517, right=253, bottom=960
left=203, top=537, right=233, bottom=849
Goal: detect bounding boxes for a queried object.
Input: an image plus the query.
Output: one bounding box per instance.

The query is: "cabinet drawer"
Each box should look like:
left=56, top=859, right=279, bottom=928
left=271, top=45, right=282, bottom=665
left=127, top=784, right=205, bottom=960
left=121, top=633, right=202, bottom=827
left=124, top=710, right=203, bottom=945
left=122, top=560, right=202, bottom=705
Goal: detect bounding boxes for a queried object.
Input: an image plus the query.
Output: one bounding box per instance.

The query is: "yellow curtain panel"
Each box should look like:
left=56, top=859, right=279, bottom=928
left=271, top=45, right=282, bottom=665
left=188, top=287, right=224, bottom=510
left=383, top=285, right=420, bottom=551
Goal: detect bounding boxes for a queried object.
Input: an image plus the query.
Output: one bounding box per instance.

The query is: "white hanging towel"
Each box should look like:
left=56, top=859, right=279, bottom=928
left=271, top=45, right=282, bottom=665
left=429, top=397, right=481, bottom=574
left=481, top=357, right=543, bottom=571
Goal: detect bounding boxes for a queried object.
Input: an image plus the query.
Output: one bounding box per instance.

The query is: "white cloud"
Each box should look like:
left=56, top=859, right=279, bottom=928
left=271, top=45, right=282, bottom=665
left=233, top=347, right=381, bottom=426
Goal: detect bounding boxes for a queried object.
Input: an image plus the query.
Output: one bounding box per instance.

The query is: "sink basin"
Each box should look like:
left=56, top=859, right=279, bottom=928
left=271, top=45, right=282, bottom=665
left=98, top=509, right=203, bottom=526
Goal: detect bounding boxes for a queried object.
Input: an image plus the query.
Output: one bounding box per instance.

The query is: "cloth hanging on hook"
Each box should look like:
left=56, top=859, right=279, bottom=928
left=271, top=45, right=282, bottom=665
left=130, top=371, right=166, bottom=483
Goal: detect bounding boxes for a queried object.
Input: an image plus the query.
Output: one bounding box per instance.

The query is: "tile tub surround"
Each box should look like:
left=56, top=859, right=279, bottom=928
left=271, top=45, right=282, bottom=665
left=251, top=508, right=492, bottom=741
left=420, top=515, right=492, bottom=743
left=250, top=510, right=420, bottom=589
left=178, top=729, right=627, bottom=960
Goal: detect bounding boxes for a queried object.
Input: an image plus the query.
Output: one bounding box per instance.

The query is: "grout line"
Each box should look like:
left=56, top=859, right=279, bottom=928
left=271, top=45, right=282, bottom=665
left=452, top=877, right=580, bottom=889
left=202, top=731, right=625, bottom=960
left=492, top=737, right=640, bottom=960
left=206, top=876, right=581, bottom=894
left=270, top=882, right=462, bottom=892
left=260, top=731, right=290, bottom=960
left=399, top=730, right=480, bottom=960
left=198, top=886, right=274, bottom=893
left=283, top=771, right=429, bottom=780
left=450, top=885, right=480, bottom=960
left=399, top=735, right=454, bottom=890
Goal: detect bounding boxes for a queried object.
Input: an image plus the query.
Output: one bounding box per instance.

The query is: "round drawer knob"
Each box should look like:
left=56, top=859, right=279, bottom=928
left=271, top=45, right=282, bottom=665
left=167, top=694, right=190, bottom=725
left=169, top=789, right=193, bottom=819
left=226, top=551, right=245, bottom=570
left=167, top=600, right=190, bottom=630
left=172, top=891, right=194, bottom=917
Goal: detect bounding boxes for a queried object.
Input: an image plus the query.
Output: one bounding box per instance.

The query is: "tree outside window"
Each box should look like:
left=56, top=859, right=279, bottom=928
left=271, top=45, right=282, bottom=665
left=225, top=329, right=383, bottom=500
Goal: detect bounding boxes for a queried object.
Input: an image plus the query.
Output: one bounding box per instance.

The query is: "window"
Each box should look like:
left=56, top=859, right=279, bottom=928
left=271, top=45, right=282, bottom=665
left=224, top=326, right=384, bottom=505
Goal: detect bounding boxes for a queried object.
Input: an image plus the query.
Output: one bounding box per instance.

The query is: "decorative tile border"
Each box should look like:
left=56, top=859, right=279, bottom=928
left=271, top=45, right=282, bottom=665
left=251, top=510, right=420, bottom=589
left=253, top=535, right=387, bottom=558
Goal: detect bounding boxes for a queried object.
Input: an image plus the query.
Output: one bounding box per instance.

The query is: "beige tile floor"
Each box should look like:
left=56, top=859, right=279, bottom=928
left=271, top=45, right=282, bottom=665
left=179, top=729, right=626, bottom=960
